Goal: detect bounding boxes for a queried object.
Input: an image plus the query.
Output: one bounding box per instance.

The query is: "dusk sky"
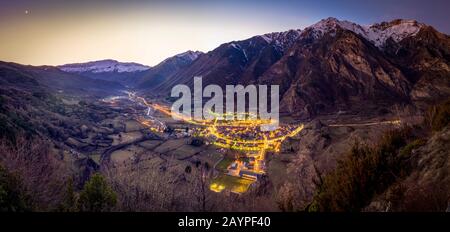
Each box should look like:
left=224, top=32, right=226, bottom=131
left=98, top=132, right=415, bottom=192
left=0, top=0, right=448, bottom=66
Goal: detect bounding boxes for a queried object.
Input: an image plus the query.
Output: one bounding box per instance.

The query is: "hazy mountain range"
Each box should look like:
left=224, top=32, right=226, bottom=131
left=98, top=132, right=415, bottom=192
left=54, top=17, right=449, bottom=119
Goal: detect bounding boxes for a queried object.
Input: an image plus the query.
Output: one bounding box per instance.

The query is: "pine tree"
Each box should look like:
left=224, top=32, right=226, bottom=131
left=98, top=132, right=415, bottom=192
left=58, top=177, right=77, bottom=212
left=78, top=173, right=117, bottom=212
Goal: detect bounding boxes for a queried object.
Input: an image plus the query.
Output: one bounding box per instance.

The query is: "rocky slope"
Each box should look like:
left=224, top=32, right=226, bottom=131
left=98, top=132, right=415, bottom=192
left=144, top=30, right=302, bottom=93
left=365, top=125, right=450, bottom=212
left=133, top=50, right=203, bottom=90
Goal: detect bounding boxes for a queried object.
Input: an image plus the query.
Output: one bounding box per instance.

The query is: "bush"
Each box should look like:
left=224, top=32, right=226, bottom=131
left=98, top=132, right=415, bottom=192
left=427, top=99, right=450, bottom=132
left=185, top=165, right=192, bottom=174
left=0, top=165, right=30, bottom=212
left=309, top=128, right=415, bottom=212
left=0, top=115, right=16, bottom=142
left=398, top=139, right=426, bottom=158
left=0, top=95, right=6, bottom=113
left=190, top=138, right=204, bottom=147
left=309, top=143, right=376, bottom=211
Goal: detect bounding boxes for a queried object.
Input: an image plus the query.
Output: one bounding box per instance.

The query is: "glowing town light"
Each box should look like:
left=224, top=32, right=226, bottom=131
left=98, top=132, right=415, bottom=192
left=171, top=77, right=280, bottom=130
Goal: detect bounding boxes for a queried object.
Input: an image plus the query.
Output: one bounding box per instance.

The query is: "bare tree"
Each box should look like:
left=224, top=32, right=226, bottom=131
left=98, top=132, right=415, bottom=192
left=190, top=163, right=210, bottom=211
left=0, top=134, right=69, bottom=211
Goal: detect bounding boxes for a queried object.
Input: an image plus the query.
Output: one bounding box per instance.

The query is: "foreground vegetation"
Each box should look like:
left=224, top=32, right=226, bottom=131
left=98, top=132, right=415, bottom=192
left=0, top=96, right=448, bottom=212
left=308, top=100, right=450, bottom=212
left=0, top=156, right=117, bottom=212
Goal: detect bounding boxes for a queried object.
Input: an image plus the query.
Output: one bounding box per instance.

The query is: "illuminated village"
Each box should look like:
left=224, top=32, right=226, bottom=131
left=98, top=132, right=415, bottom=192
left=104, top=92, right=305, bottom=194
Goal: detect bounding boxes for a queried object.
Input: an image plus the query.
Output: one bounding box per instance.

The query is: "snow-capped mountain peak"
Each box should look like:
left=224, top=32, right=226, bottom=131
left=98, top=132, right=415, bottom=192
left=175, top=50, right=203, bottom=61
left=158, top=50, right=203, bottom=66
left=365, top=19, right=424, bottom=47
left=259, top=29, right=302, bottom=51
left=59, top=59, right=150, bottom=73
left=308, top=17, right=366, bottom=36
left=260, top=29, right=302, bottom=44
left=306, top=17, right=424, bottom=48
left=158, top=50, right=203, bottom=65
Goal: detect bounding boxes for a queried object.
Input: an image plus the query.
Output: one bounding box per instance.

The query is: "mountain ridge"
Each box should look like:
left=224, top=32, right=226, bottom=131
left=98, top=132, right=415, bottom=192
left=58, top=59, right=151, bottom=73
left=2, top=17, right=448, bottom=117
left=134, top=17, right=449, bottom=119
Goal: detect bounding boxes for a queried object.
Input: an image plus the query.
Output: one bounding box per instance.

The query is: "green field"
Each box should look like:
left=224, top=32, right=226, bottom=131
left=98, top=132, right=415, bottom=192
left=215, top=157, right=234, bottom=171
left=210, top=174, right=254, bottom=194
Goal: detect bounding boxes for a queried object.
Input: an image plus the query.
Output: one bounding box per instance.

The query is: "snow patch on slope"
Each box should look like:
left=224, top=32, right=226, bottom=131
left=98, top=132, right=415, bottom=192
left=259, top=29, right=302, bottom=51
left=175, top=50, right=203, bottom=61
left=158, top=50, right=203, bottom=66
